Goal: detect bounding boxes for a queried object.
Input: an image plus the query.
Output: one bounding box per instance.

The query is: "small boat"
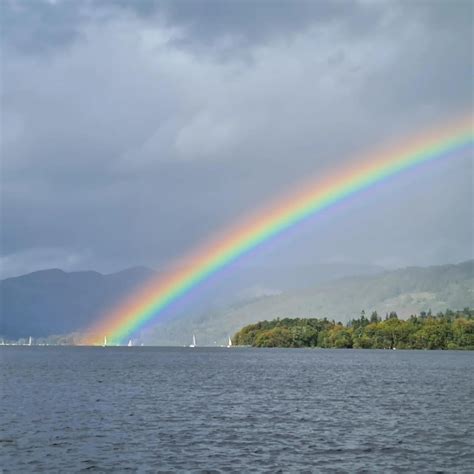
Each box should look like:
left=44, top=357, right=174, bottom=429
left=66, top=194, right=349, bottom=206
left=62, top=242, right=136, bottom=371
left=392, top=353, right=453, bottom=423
left=127, top=339, right=133, bottom=347
left=28, top=336, right=32, bottom=346
left=103, top=336, right=107, bottom=347
left=227, top=336, right=232, bottom=348
left=189, top=334, right=197, bottom=348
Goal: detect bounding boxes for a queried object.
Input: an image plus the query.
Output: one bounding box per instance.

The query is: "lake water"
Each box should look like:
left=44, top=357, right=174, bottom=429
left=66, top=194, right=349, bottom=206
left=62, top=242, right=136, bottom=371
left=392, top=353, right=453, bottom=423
left=1, top=347, right=473, bottom=472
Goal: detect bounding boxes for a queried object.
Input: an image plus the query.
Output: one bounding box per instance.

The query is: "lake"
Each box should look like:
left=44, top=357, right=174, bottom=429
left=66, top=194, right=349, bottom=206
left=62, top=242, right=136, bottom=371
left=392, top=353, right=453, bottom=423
left=1, top=347, right=473, bottom=472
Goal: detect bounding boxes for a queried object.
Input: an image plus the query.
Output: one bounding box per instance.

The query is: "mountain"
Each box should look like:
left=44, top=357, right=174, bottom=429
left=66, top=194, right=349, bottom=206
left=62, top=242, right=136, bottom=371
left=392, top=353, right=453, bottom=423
left=145, top=261, right=474, bottom=346
left=0, top=267, right=156, bottom=338
left=0, top=262, right=381, bottom=340
left=2, top=261, right=472, bottom=344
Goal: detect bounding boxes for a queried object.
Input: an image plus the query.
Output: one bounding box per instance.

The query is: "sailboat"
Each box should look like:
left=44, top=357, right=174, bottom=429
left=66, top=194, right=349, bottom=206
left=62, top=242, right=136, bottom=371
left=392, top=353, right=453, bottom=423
left=103, top=336, right=107, bottom=347
left=28, top=336, right=32, bottom=346
left=189, top=334, right=197, bottom=348
left=227, top=336, right=232, bottom=348
left=127, top=339, right=133, bottom=347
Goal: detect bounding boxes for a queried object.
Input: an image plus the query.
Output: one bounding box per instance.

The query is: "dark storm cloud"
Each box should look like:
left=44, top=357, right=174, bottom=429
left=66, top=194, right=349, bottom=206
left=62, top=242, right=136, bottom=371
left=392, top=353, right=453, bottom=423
left=0, top=0, right=472, bottom=277
left=1, top=0, right=378, bottom=54
left=1, top=0, right=85, bottom=54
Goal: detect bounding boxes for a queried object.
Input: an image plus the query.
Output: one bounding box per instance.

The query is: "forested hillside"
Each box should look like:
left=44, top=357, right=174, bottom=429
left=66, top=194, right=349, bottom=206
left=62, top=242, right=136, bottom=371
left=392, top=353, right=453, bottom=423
left=146, top=261, right=474, bottom=346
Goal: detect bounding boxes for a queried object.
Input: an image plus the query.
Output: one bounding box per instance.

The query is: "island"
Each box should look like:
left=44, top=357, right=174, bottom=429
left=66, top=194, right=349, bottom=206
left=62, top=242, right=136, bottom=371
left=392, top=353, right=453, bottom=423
left=232, top=309, right=474, bottom=350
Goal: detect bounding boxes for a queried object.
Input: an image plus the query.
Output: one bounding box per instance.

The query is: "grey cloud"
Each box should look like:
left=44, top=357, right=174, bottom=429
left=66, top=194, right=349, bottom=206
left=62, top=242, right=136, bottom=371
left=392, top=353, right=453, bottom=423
left=0, top=1, right=402, bottom=56
left=0, top=247, right=88, bottom=279
left=1, top=0, right=86, bottom=55
left=3, top=1, right=471, bottom=57
left=1, top=0, right=472, bottom=279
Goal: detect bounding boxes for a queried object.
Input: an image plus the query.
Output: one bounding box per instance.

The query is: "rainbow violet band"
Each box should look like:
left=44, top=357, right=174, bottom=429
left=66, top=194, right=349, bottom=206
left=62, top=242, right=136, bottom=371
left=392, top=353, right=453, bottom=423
left=86, top=114, right=473, bottom=345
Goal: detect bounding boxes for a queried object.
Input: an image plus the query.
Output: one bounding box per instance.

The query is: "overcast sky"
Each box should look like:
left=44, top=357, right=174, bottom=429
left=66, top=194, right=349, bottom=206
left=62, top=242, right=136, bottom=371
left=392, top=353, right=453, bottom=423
left=1, top=0, right=473, bottom=278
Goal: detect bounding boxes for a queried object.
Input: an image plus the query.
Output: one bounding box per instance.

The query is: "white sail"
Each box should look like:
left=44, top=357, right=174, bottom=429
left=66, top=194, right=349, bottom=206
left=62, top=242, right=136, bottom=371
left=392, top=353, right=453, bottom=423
left=189, top=334, right=196, bottom=347
left=227, top=336, right=232, bottom=347
left=103, top=336, right=107, bottom=347
left=28, top=336, right=32, bottom=346
left=128, top=339, right=132, bottom=347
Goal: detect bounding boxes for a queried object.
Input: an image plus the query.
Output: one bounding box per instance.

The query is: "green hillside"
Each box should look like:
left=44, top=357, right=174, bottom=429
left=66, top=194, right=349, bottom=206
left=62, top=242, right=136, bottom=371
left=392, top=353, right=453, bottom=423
left=146, top=261, right=474, bottom=346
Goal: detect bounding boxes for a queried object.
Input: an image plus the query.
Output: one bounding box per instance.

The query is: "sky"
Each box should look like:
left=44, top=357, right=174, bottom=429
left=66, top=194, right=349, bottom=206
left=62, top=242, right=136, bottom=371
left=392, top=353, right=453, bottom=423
left=1, top=0, right=473, bottom=279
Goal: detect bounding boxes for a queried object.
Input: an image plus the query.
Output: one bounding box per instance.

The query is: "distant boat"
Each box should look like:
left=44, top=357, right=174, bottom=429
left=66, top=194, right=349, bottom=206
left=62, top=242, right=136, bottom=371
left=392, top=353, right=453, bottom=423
left=189, top=334, right=197, bottom=348
left=103, top=336, right=107, bottom=347
left=28, top=336, right=32, bottom=346
left=227, top=336, right=232, bottom=348
left=127, top=339, right=133, bottom=347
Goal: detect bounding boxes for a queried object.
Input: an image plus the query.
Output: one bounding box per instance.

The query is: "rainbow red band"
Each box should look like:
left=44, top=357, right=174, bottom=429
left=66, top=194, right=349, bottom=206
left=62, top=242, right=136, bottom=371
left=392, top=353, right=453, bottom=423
left=86, top=114, right=473, bottom=345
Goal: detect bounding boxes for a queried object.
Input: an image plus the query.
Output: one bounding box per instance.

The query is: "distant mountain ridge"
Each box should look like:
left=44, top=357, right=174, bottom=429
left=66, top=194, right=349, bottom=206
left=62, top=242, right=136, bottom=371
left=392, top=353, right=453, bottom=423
left=0, top=267, right=156, bottom=338
left=1, top=261, right=472, bottom=344
left=0, top=262, right=381, bottom=339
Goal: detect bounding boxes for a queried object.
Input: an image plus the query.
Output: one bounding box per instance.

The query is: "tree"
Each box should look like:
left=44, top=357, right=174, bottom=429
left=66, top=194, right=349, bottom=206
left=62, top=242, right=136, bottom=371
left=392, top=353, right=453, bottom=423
left=254, top=327, right=293, bottom=347
left=370, top=311, right=380, bottom=323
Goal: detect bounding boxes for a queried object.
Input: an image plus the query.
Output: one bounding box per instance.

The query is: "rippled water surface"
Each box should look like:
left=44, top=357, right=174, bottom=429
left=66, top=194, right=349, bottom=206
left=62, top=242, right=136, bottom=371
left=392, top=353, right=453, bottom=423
left=1, top=347, right=473, bottom=472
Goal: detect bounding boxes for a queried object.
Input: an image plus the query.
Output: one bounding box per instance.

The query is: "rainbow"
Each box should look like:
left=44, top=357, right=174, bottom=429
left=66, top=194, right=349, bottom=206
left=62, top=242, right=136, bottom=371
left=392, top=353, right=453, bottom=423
left=87, top=114, right=473, bottom=344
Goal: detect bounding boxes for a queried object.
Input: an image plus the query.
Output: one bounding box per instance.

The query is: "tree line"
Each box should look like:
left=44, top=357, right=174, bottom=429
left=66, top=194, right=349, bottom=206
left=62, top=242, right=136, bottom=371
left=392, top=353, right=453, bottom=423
left=232, top=308, right=474, bottom=349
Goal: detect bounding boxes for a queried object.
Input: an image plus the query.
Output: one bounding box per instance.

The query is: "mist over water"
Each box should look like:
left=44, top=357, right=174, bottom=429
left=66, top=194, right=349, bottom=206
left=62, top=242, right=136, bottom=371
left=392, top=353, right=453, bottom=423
left=1, top=347, right=473, bottom=472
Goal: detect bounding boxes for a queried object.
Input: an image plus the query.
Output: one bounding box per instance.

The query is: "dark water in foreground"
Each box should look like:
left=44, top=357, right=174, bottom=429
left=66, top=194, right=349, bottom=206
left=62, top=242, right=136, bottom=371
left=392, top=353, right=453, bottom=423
left=1, top=348, right=473, bottom=473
